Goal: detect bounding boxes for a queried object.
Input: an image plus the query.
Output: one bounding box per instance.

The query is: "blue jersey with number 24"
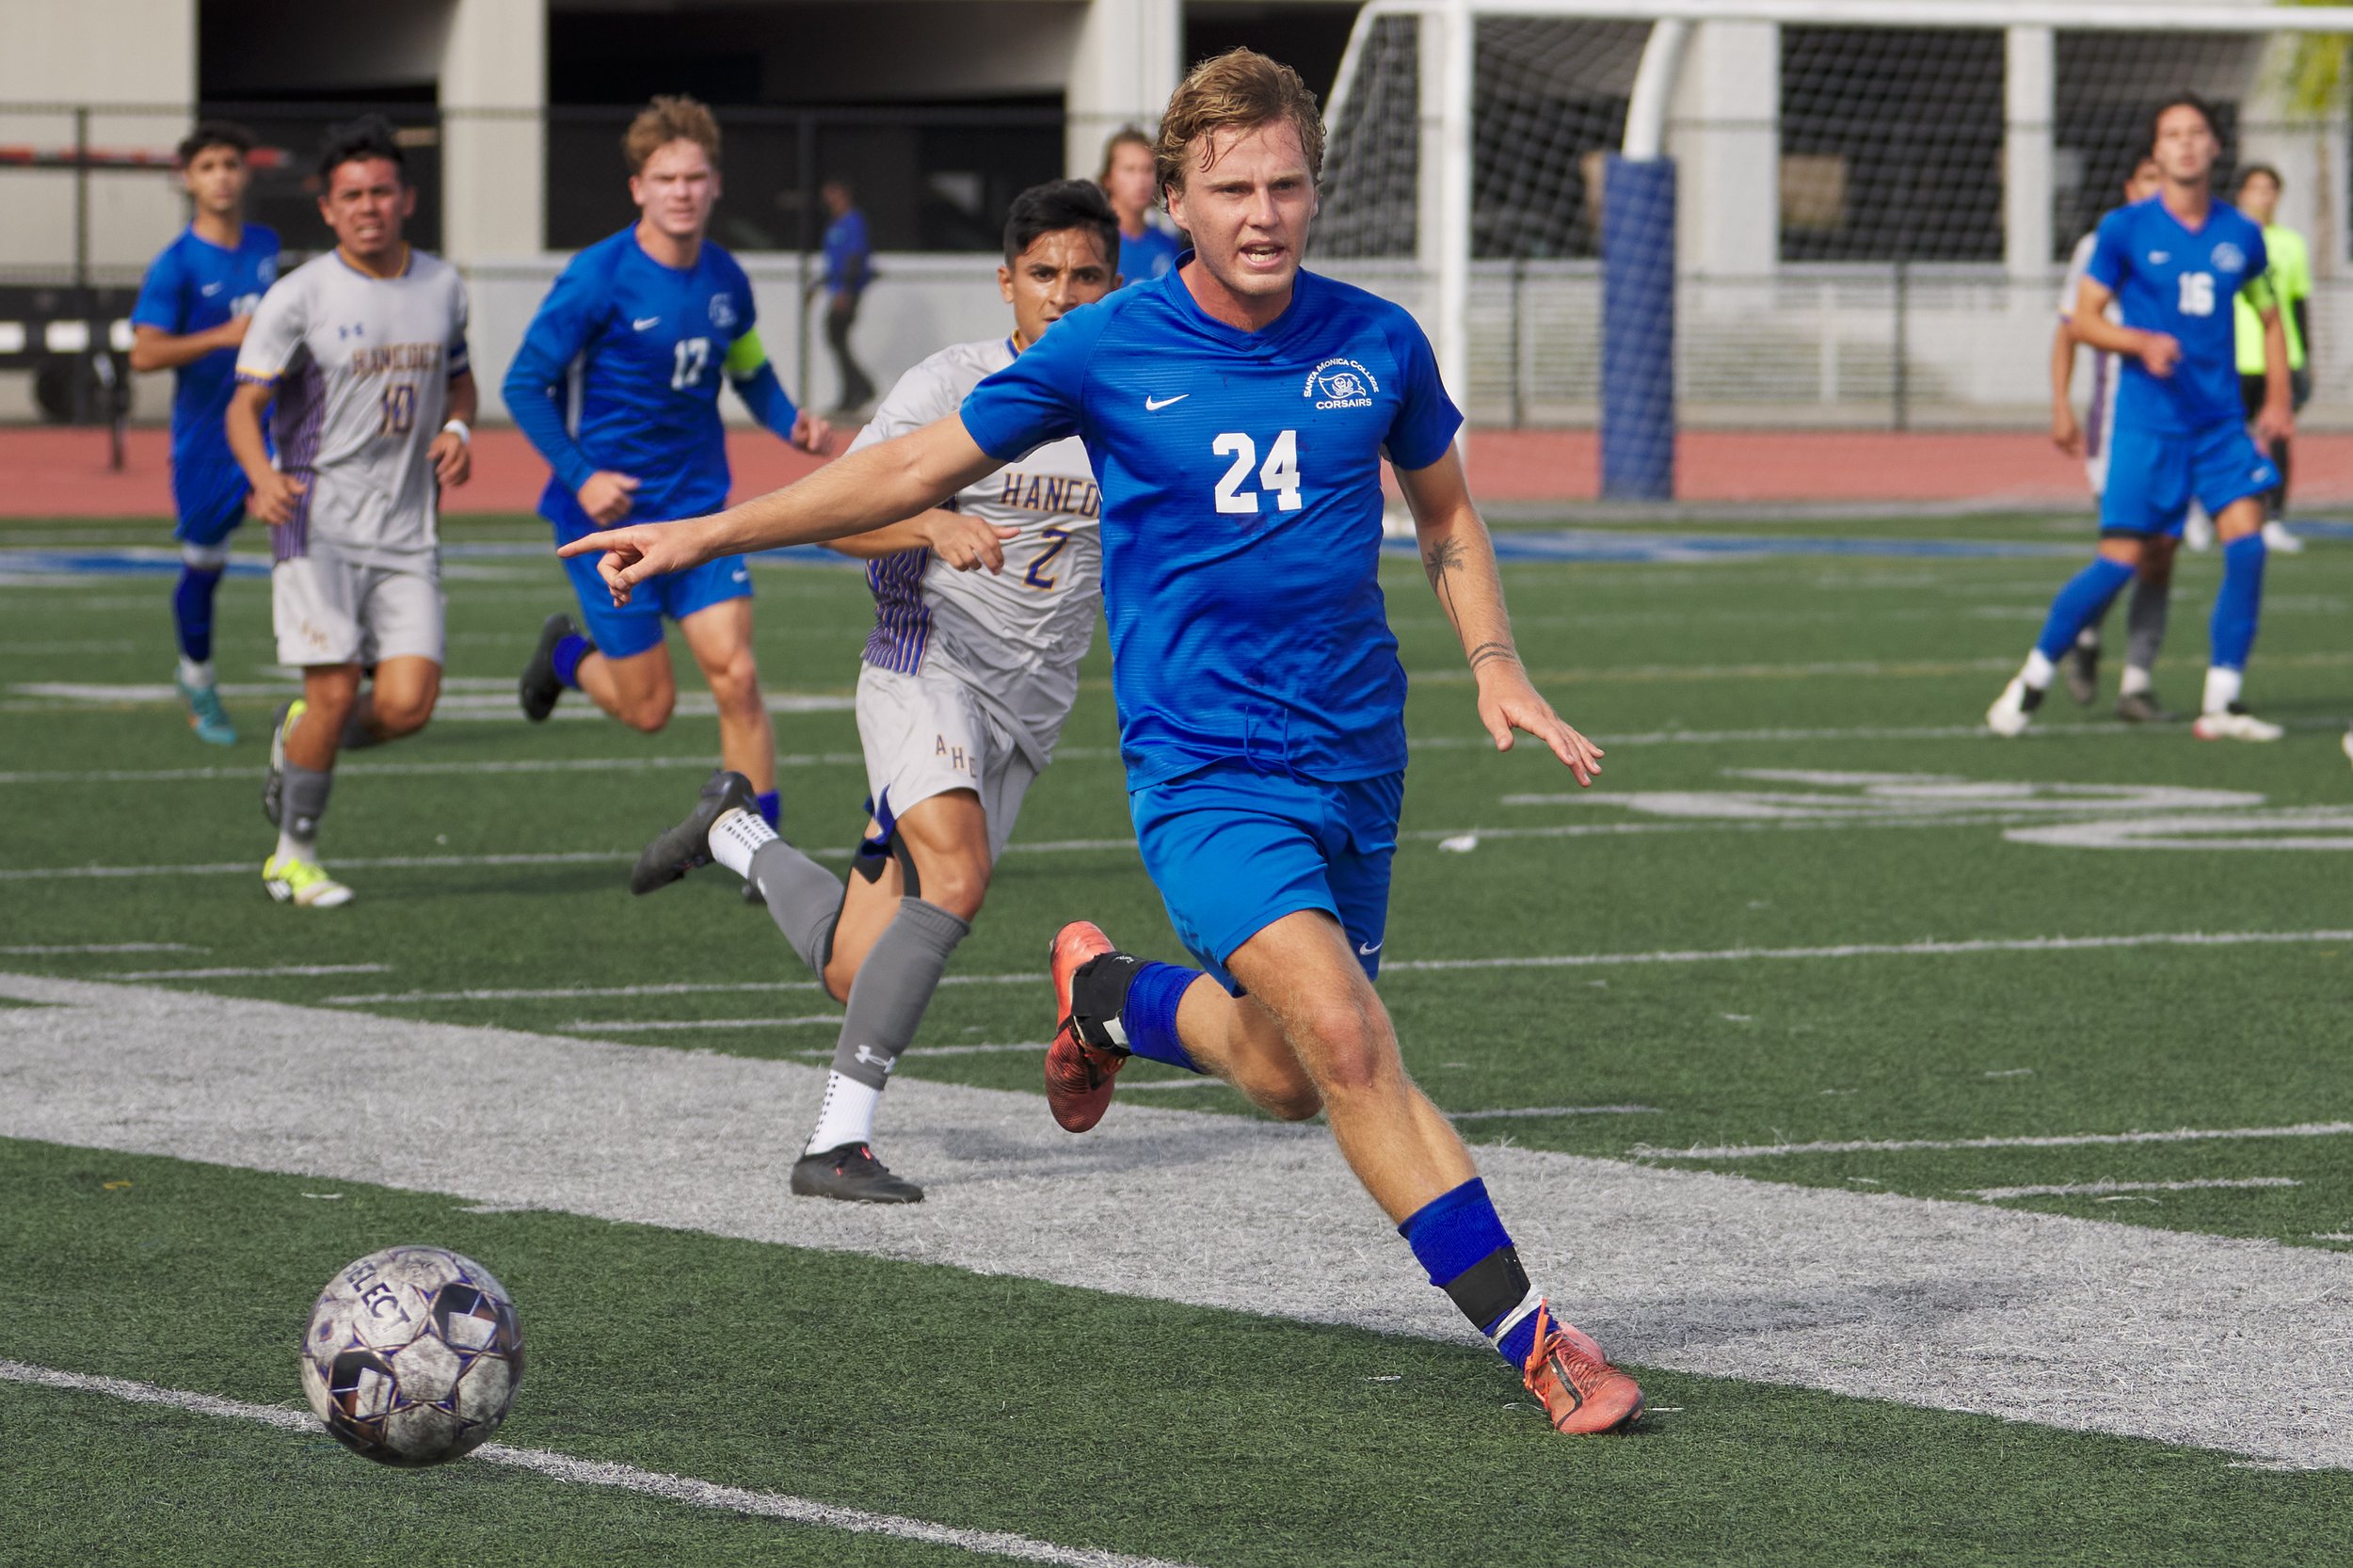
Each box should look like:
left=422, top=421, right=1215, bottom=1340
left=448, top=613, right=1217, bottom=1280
left=2086, top=197, right=2270, bottom=436
left=959, top=263, right=1463, bottom=789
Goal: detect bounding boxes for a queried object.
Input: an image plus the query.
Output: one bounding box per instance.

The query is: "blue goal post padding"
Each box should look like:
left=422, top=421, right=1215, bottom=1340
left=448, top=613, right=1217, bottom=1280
left=1600, top=155, right=1676, bottom=502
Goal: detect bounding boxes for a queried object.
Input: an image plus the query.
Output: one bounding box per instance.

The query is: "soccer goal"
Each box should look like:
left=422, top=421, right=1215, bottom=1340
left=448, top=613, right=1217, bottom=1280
left=1318, top=0, right=2353, bottom=504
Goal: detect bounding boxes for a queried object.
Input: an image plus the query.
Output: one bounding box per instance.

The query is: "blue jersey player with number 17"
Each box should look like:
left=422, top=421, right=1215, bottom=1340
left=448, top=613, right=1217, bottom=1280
left=129, top=120, right=280, bottom=746
left=508, top=97, right=830, bottom=831
left=564, top=50, right=1645, bottom=1437
left=1989, top=93, right=2294, bottom=743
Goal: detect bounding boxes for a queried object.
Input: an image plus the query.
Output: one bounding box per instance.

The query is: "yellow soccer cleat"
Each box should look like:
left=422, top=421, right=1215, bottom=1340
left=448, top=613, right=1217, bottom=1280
left=264, top=854, right=353, bottom=909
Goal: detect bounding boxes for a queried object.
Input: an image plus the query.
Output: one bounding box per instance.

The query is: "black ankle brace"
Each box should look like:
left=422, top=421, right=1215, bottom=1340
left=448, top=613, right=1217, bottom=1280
left=1442, top=1244, right=1531, bottom=1334
left=1069, top=952, right=1144, bottom=1049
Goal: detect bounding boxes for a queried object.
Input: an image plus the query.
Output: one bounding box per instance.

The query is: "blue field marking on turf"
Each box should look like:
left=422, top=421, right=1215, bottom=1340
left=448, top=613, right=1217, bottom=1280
left=0, top=548, right=272, bottom=581
left=1380, top=530, right=2081, bottom=565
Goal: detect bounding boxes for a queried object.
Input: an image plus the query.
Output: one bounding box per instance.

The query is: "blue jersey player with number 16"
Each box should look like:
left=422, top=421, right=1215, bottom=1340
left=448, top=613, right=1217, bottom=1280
left=1989, top=93, right=2294, bottom=743
left=563, top=50, right=1644, bottom=1437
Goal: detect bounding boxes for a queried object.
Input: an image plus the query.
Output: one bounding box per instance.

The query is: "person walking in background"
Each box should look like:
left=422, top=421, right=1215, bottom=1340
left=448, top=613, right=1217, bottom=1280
left=811, top=179, right=875, bottom=415
left=1099, top=125, right=1179, bottom=287
left=2232, top=164, right=2312, bottom=554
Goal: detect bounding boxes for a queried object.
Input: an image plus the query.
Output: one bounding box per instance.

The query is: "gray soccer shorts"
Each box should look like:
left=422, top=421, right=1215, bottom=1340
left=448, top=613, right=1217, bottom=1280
left=854, top=662, right=1039, bottom=861
left=272, top=551, right=445, bottom=668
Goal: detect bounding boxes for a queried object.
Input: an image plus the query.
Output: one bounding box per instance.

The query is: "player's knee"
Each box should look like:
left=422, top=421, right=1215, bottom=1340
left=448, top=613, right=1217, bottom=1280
left=616, top=694, right=672, bottom=733
left=920, top=857, right=989, bottom=922
left=1294, top=1001, right=1391, bottom=1097
left=1257, top=1079, right=1324, bottom=1122
left=372, top=693, right=435, bottom=737
left=702, top=652, right=761, bottom=712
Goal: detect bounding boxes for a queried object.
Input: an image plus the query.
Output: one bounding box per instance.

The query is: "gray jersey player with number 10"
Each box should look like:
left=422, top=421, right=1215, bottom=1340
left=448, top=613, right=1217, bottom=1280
left=628, top=179, right=1121, bottom=1203
left=228, top=116, right=475, bottom=911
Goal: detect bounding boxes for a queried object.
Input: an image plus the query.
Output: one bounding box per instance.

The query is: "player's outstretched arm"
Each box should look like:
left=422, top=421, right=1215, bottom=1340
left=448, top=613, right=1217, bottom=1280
left=1396, top=447, right=1603, bottom=787
left=823, top=510, right=1019, bottom=573
left=556, top=414, right=1001, bottom=604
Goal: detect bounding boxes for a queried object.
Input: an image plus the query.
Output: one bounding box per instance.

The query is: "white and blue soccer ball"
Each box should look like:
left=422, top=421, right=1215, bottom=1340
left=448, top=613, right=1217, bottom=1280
left=300, top=1244, right=524, bottom=1466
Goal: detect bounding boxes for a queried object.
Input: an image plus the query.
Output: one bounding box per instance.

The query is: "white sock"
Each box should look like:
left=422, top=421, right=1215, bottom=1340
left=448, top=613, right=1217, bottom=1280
left=275, top=825, right=315, bottom=863
left=2120, top=664, right=2153, bottom=697
left=2022, top=649, right=2056, bottom=691
left=707, top=807, right=776, bottom=877
left=178, top=656, right=215, bottom=690
left=2073, top=627, right=2099, bottom=650
left=805, top=1070, right=882, bottom=1156
left=2202, top=666, right=2243, bottom=714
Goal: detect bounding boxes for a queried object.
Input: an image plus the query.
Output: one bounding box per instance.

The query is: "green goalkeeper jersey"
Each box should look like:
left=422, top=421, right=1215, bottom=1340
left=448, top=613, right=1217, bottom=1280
left=2235, top=222, right=2310, bottom=374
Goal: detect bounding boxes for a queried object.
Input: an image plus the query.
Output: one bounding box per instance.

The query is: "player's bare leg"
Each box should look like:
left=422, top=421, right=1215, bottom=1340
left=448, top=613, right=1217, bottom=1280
left=340, top=655, right=441, bottom=747
left=2193, top=496, right=2280, bottom=741
left=263, top=663, right=363, bottom=908
left=1046, top=909, right=1641, bottom=1433
left=680, top=599, right=775, bottom=797
left=571, top=641, right=678, bottom=734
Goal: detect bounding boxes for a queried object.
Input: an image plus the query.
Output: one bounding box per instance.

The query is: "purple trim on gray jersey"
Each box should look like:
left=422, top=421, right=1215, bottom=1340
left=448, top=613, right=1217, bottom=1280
left=862, top=547, right=932, bottom=674
left=2085, top=352, right=2113, bottom=462
left=271, top=360, right=328, bottom=564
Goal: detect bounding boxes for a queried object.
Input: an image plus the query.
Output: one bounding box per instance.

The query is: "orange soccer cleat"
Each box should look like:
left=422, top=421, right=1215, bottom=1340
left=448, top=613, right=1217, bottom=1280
left=1044, top=920, right=1127, bottom=1132
left=1520, top=1302, right=1645, bottom=1435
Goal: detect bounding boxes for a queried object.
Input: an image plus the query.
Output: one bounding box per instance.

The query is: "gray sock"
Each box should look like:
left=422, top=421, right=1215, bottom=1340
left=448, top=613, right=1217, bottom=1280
left=283, top=762, right=332, bottom=847
left=831, top=897, right=969, bottom=1090
left=339, top=704, right=381, bottom=751
left=2125, top=576, right=2170, bottom=676
left=748, top=838, right=848, bottom=976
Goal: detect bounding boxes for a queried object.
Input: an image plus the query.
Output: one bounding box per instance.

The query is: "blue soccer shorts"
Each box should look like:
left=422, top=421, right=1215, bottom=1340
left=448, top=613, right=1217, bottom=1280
left=560, top=544, right=753, bottom=661
left=172, top=459, right=249, bottom=548
left=1129, top=760, right=1404, bottom=994
left=2100, top=418, right=2280, bottom=539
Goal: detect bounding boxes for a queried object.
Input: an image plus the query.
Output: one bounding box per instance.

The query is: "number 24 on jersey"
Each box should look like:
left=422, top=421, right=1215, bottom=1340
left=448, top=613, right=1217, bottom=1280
left=1211, top=430, right=1302, bottom=515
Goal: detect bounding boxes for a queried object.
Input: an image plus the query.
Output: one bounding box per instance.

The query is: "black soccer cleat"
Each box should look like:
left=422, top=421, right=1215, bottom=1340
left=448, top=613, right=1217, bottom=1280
left=2065, top=634, right=2101, bottom=706
left=2114, top=690, right=2177, bottom=725
left=630, top=769, right=758, bottom=895
left=520, top=613, right=579, bottom=723
left=791, top=1142, right=924, bottom=1204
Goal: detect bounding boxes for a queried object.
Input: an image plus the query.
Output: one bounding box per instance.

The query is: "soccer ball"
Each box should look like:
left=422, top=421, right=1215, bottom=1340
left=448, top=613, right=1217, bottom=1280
left=299, top=1244, right=524, bottom=1466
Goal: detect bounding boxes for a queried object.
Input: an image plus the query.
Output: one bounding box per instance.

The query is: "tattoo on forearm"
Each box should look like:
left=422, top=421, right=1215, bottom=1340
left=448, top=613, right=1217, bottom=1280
left=1423, top=536, right=1465, bottom=625
left=1466, top=640, right=1520, bottom=674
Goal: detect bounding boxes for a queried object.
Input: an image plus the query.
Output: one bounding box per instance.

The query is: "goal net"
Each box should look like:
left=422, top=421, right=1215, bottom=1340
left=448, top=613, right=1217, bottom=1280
left=1316, top=1, right=2353, bottom=506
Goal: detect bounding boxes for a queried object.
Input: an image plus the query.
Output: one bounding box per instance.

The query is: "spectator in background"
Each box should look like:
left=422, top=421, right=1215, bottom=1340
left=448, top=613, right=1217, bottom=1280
left=2233, top=164, right=2312, bottom=553
left=810, top=178, right=876, bottom=415
left=1099, top=126, right=1179, bottom=288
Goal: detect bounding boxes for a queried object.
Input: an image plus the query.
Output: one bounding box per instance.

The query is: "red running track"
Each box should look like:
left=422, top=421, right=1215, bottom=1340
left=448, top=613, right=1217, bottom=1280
left=6, top=424, right=2348, bottom=519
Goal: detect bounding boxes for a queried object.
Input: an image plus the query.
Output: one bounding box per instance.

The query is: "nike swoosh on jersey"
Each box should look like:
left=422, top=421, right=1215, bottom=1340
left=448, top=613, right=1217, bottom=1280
left=633, top=316, right=661, bottom=330
left=1357, top=939, right=1384, bottom=955
left=2150, top=251, right=2169, bottom=264
left=200, top=282, right=224, bottom=296
left=1144, top=393, right=1189, bottom=410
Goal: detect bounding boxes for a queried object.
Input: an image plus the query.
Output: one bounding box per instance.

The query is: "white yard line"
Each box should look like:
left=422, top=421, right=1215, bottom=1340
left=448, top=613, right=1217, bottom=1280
left=566, top=1016, right=842, bottom=1033
left=2, top=971, right=2347, bottom=1470
left=0, top=721, right=2232, bottom=790
left=1641, top=1124, right=2353, bottom=1160
left=104, top=964, right=392, bottom=981
left=0, top=942, right=198, bottom=955
left=1964, top=1177, right=2303, bottom=1201
left=0, top=1359, right=1198, bottom=1568
left=316, top=928, right=2353, bottom=1006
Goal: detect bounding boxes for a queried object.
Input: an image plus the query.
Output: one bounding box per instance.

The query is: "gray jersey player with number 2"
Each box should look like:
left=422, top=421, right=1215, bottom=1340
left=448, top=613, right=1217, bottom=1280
left=627, top=179, right=1123, bottom=1204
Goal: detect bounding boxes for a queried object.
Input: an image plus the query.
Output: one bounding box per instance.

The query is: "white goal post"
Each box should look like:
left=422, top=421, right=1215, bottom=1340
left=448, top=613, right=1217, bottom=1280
left=1319, top=0, right=2353, bottom=493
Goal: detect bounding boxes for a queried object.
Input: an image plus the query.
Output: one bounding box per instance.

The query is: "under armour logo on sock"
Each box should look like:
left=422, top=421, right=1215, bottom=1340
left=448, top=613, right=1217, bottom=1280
left=852, top=1045, right=895, bottom=1075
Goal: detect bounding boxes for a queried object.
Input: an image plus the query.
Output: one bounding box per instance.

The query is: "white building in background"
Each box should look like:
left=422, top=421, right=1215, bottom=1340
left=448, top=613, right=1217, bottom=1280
left=2, top=0, right=2343, bottom=425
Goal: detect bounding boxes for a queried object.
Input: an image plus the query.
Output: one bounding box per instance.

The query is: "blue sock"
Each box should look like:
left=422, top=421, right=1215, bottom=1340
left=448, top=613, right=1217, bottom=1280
left=1400, top=1177, right=1541, bottom=1368
left=1118, top=961, right=1204, bottom=1072
left=2033, top=556, right=2137, bottom=664
left=755, top=791, right=780, bottom=828
left=172, top=566, right=223, bottom=664
left=2211, top=534, right=2267, bottom=673
left=552, top=632, right=591, bottom=689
